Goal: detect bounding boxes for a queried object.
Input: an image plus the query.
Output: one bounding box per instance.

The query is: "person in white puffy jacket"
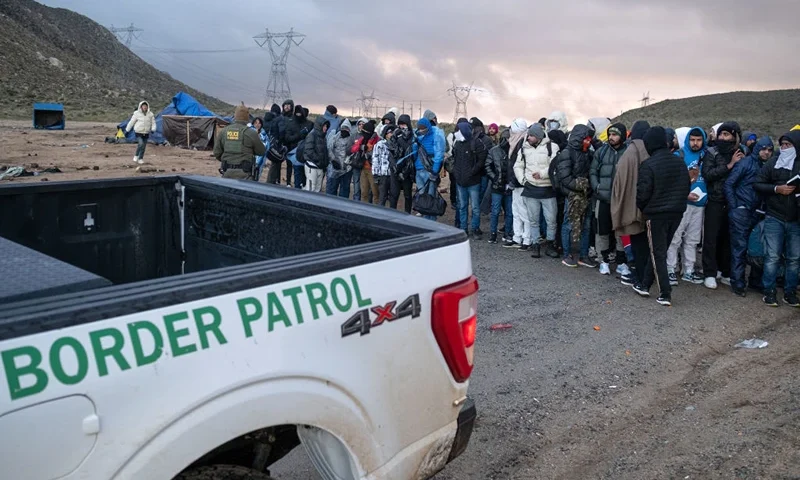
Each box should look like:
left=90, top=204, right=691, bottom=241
left=126, top=101, right=157, bottom=164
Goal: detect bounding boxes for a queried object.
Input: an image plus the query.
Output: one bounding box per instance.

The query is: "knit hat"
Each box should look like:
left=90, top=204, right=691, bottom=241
left=326, top=105, right=338, bottom=115
left=511, top=118, right=528, bottom=134
left=234, top=102, right=249, bottom=123
left=643, top=126, right=668, bottom=155
left=527, top=123, right=546, bottom=140
left=607, top=122, right=627, bottom=140
left=630, top=120, right=651, bottom=140
left=382, top=124, right=397, bottom=138
left=362, top=120, right=376, bottom=135
left=294, top=105, right=305, bottom=116
left=717, top=121, right=742, bottom=141
left=489, top=123, right=499, bottom=132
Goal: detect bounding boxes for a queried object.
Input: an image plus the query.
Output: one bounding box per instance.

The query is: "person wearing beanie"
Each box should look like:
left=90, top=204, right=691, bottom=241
left=634, top=126, right=691, bottom=306
left=125, top=100, right=157, bottom=165
left=666, top=127, right=709, bottom=287
left=393, top=114, right=416, bottom=213
left=743, top=131, right=757, bottom=152
left=326, top=118, right=354, bottom=198
left=700, top=120, right=742, bottom=289
left=753, top=131, right=800, bottom=307
left=504, top=118, right=529, bottom=247
left=351, top=120, right=380, bottom=203
left=303, top=116, right=331, bottom=193
left=590, top=123, right=630, bottom=277
left=556, top=125, right=596, bottom=268
left=488, top=123, right=500, bottom=145
left=452, top=122, right=489, bottom=237
left=372, top=125, right=400, bottom=208
left=514, top=123, right=560, bottom=258
left=485, top=128, right=514, bottom=244
left=412, top=116, right=446, bottom=220
left=284, top=104, right=314, bottom=188
left=323, top=105, right=342, bottom=143
left=213, top=103, right=266, bottom=180
left=611, top=119, right=652, bottom=286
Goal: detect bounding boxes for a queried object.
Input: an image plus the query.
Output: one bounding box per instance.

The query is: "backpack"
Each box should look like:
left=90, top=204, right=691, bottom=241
left=295, top=139, right=306, bottom=164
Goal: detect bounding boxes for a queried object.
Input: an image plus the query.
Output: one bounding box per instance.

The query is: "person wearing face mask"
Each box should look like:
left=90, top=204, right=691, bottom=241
left=753, top=131, right=800, bottom=308
left=556, top=124, right=596, bottom=268
left=504, top=118, right=530, bottom=248
left=701, top=121, right=743, bottom=289
left=351, top=118, right=368, bottom=201
left=326, top=119, right=354, bottom=198
left=411, top=116, right=446, bottom=220
left=545, top=110, right=570, bottom=135
left=391, top=115, right=416, bottom=213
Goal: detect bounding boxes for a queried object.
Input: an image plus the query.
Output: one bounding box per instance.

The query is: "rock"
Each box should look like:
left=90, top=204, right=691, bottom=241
left=48, top=57, right=64, bottom=69
left=104, top=154, right=109, bottom=158
left=181, top=168, right=185, bottom=171
left=40, top=177, right=48, bottom=182
left=172, top=168, right=176, bottom=172
left=136, top=166, right=157, bottom=173
left=34, top=153, right=37, bottom=156
left=77, top=166, right=90, bottom=171
left=92, top=166, right=99, bottom=171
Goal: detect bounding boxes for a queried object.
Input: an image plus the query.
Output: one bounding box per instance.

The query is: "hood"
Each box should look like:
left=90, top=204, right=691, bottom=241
left=630, top=120, right=651, bottom=140
left=381, top=125, right=398, bottom=139
left=743, top=131, right=757, bottom=143
left=423, top=109, right=437, bottom=125
left=643, top=126, right=669, bottom=155
left=664, top=127, right=677, bottom=147
left=587, top=117, right=611, bottom=139
left=339, top=118, right=352, bottom=133
left=682, top=126, right=707, bottom=164
left=387, top=107, right=400, bottom=117
left=675, top=127, right=691, bottom=147
left=548, top=130, right=567, bottom=151
left=314, top=115, right=330, bottom=132
left=510, top=118, right=527, bottom=135
left=270, top=104, right=282, bottom=115
left=397, top=114, right=412, bottom=128
left=381, top=111, right=397, bottom=125
left=283, top=99, right=295, bottom=109
left=546, top=110, right=569, bottom=133
left=138, top=100, right=150, bottom=111
left=458, top=122, right=473, bottom=142
left=263, top=112, right=275, bottom=123
left=323, top=110, right=339, bottom=122
left=711, top=122, right=723, bottom=136
left=498, top=129, right=511, bottom=148
left=293, top=104, right=307, bottom=121
left=567, top=124, right=592, bottom=150
left=779, top=130, right=800, bottom=150
left=750, top=136, right=774, bottom=160
left=417, top=117, right=433, bottom=135
left=362, top=120, right=376, bottom=136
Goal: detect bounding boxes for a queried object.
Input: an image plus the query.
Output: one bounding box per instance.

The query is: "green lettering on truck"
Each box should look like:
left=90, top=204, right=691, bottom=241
left=282, top=286, right=305, bottom=324
left=267, top=292, right=292, bottom=332
left=50, top=337, right=89, bottom=385
left=128, top=321, right=164, bottom=366
left=238, top=297, right=262, bottom=338
left=163, top=312, right=197, bottom=357
left=305, top=283, right=333, bottom=320
left=193, top=306, right=227, bottom=349
left=1, top=346, right=48, bottom=401
left=89, top=328, right=132, bottom=377
left=351, top=275, right=372, bottom=307
left=330, top=277, right=353, bottom=312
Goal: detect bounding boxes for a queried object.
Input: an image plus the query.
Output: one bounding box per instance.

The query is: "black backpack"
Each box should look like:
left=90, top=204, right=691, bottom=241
left=295, top=139, right=306, bottom=164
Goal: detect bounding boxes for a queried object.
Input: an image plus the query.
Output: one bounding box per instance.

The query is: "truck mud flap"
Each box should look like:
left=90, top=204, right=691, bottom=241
left=447, top=396, right=476, bottom=463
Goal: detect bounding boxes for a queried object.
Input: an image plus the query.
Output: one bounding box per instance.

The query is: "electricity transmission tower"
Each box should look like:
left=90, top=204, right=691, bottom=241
left=254, top=28, right=306, bottom=108
left=640, top=91, right=651, bottom=108
left=356, top=91, right=378, bottom=118
left=448, top=81, right=476, bottom=124
left=110, top=23, right=143, bottom=48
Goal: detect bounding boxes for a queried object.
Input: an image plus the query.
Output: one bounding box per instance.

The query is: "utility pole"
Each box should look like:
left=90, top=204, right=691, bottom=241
left=254, top=27, right=306, bottom=109
left=110, top=23, right=143, bottom=48
left=448, top=81, right=476, bottom=124
left=640, top=91, right=650, bottom=108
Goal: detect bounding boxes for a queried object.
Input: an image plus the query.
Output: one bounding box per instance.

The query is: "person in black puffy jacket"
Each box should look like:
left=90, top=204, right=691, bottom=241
left=556, top=125, right=595, bottom=267
left=485, top=129, right=513, bottom=243
left=636, top=127, right=691, bottom=305
left=453, top=122, right=489, bottom=237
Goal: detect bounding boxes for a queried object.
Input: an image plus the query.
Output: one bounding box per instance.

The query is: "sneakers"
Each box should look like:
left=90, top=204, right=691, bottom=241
left=599, top=262, right=611, bottom=275
left=578, top=257, right=599, bottom=268
left=668, top=272, right=679, bottom=286
left=656, top=295, right=672, bottom=306
left=763, top=293, right=779, bottom=307
left=473, top=228, right=484, bottom=239
left=620, top=274, right=634, bottom=286
left=545, top=241, right=560, bottom=258
left=732, top=286, right=747, bottom=297
left=784, top=293, right=800, bottom=307
left=616, top=263, right=632, bottom=277
left=488, top=232, right=498, bottom=244
left=632, top=284, right=651, bottom=297
left=530, top=243, right=541, bottom=259
left=503, top=240, right=519, bottom=248
left=683, top=272, right=704, bottom=285
left=562, top=255, right=578, bottom=268
left=719, top=276, right=731, bottom=286
left=132, top=155, right=139, bottom=163
left=519, top=244, right=530, bottom=252
left=704, top=277, right=718, bottom=290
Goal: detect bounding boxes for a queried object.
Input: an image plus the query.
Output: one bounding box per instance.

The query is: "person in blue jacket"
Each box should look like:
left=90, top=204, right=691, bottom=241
left=412, top=116, right=445, bottom=220
left=725, top=136, right=770, bottom=296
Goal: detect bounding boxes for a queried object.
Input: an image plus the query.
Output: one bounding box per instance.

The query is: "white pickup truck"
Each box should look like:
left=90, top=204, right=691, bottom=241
left=0, top=176, right=478, bottom=480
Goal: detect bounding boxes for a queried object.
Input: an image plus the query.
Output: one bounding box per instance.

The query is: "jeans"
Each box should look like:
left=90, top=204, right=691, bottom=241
left=526, top=196, right=557, bottom=242
left=703, top=200, right=731, bottom=278
left=457, top=184, right=482, bottom=232
left=762, top=215, right=800, bottom=294
left=415, top=169, right=439, bottom=220
left=292, top=164, right=306, bottom=189
left=729, top=208, right=756, bottom=290
left=490, top=193, right=513, bottom=235
left=352, top=168, right=362, bottom=201
left=643, top=216, right=683, bottom=297
left=326, top=171, right=353, bottom=198
left=451, top=183, right=460, bottom=228
left=135, top=134, right=148, bottom=159
left=479, top=176, right=489, bottom=210
left=562, top=197, right=591, bottom=258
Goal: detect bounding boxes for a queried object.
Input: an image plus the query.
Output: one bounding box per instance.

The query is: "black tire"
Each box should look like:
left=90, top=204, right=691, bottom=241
left=174, top=465, right=274, bottom=480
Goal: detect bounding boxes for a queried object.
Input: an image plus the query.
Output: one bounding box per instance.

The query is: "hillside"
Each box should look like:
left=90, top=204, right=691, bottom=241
left=615, top=89, right=800, bottom=139
left=0, top=0, right=233, bottom=122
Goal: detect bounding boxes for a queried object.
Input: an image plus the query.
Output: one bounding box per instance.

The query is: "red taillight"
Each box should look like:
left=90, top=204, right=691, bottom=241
left=432, top=275, right=479, bottom=383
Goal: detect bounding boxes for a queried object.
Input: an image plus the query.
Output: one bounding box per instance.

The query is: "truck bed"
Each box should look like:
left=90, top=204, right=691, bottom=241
left=0, top=176, right=464, bottom=340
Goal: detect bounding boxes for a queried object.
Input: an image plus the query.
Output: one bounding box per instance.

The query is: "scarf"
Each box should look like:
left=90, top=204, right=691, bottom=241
left=776, top=147, right=796, bottom=170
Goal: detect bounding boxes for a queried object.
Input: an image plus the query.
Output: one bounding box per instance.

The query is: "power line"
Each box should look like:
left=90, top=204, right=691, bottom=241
left=110, top=23, right=143, bottom=48
left=448, top=81, right=476, bottom=124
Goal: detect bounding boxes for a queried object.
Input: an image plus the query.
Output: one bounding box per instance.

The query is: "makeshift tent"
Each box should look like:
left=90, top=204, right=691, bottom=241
left=116, top=92, right=228, bottom=148
left=33, top=103, right=65, bottom=130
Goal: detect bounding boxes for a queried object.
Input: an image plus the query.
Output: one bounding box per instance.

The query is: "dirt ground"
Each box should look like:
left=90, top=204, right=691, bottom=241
left=3, top=120, right=799, bottom=480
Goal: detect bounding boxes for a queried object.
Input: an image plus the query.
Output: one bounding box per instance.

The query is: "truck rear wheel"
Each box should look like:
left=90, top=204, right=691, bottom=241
left=175, top=465, right=274, bottom=480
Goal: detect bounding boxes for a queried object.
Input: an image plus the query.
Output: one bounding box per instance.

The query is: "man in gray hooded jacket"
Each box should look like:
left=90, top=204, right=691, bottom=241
left=326, top=118, right=354, bottom=198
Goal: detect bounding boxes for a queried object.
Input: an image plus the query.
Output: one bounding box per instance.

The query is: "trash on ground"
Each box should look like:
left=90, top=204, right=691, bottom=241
left=685, top=405, right=696, bottom=411
left=0, top=166, right=33, bottom=180
left=735, top=339, right=769, bottom=349
left=593, top=325, right=601, bottom=331
left=489, top=323, right=513, bottom=331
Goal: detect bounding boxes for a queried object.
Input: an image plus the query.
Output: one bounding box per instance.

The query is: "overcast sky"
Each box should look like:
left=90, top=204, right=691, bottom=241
left=41, top=0, right=799, bottom=125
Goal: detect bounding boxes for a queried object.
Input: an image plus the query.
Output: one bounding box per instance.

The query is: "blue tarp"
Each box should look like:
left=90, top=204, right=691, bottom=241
left=33, top=103, right=65, bottom=130
left=116, top=92, right=220, bottom=144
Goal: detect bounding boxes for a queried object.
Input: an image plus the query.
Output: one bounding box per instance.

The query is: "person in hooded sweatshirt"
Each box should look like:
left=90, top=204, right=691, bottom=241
left=377, top=109, right=398, bottom=138
left=412, top=116, right=446, bottom=220
left=504, top=118, right=529, bottom=248
left=373, top=125, right=400, bottom=208
left=351, top=120, right=380, bottom=203
left=725, top=135, right=769, bottom=296
left=326, top=119, right=354, bottom=198
left=447, top=117, right=469, bottom=228
left=545, top=111, right=570, bottom=136
left=322, top=105, right=342, bottom=144
left=743, top=131, right=758, bottom=153
left=285, top=105, right=313, bottom=189
left=611, top=120, right=651, bottom=286
left=635, top=126, right=691, bottom=306
left=590, top=123, right=630, bottom=277
left=125, top=100, right=157, bottom=165
left=557, top=124, right=596, bottom=268
left=701, top=121, right=743, bottom=289
left=263, top=104, right=286, bottom=185
left=392, top=115, right=416, bottom=213
left=302, top=116, right=331, bottom=193
left=453, top=122, right=489, bottom=237
left=666, top=127, right=709, bottom=286
left=470, top=117, right=495, bottom=216
left=515, top=123, right=561, bottom=258
left=486, top=128, right=513, bottom=244
left=278, top=99, right=295, bottom=186
left=753, top=131, right=800, bottom=308
left=351, top=118, right=368, bottom=201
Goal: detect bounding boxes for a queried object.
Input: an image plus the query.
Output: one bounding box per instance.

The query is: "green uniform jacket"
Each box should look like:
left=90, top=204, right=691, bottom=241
left=214, top=122, right=266, bottom=167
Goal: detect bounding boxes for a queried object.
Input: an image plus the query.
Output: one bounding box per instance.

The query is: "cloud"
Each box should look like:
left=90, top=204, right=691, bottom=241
left=39, top=0, right=800, bottom=125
